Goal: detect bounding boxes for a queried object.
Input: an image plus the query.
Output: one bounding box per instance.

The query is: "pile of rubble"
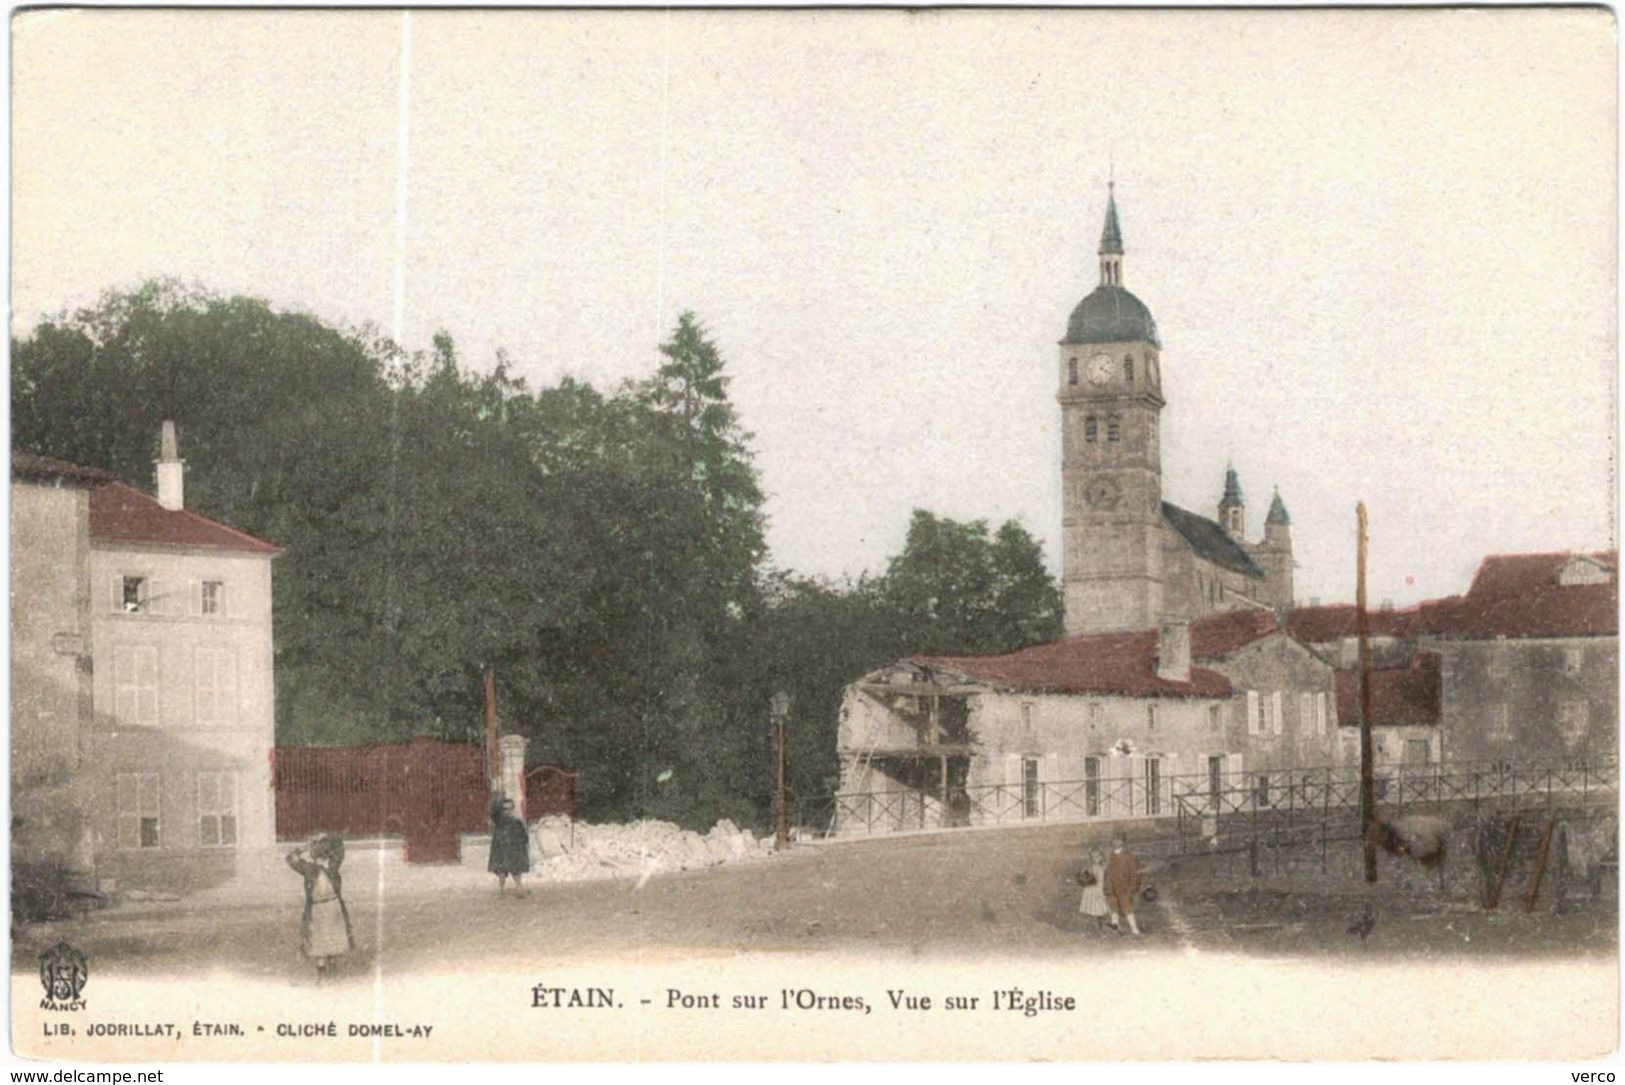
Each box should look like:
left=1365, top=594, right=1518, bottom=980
left=527, top=816, right=774, bottom=883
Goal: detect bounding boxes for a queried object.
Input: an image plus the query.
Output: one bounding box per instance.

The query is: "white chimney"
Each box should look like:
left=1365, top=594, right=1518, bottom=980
left=155, top=421, right=184, bottom=511
left=1156, top=618, right=1191, bottom=682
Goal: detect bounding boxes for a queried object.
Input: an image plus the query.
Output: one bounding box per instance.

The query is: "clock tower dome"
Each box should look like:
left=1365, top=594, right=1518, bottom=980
left=1058, top=185, right=1166, bottom=635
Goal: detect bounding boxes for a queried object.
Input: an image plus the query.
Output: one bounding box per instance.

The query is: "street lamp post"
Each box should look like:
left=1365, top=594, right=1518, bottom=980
left=771, top=691, right=792, bottom=851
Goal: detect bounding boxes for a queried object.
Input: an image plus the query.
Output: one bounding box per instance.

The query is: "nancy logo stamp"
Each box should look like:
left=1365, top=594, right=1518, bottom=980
left=39, top=941, right=88, bottom=1010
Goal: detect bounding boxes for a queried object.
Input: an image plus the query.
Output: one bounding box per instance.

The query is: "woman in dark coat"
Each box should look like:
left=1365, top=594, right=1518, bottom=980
left=489, top=795, right=532, bottom=897
left=286, top=833, right=355, bottom=979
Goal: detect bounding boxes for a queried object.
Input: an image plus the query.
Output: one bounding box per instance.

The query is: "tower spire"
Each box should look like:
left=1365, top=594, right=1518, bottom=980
left=1098, top=182, right=1124, bottom=286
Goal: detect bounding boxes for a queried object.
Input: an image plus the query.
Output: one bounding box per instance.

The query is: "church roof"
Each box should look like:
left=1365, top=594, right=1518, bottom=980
left=1219, top=466, right=1243, bottom=509
left=1063, top=286, right=1161, bottom=347
left=1161, top=501, right=1264, bottom=578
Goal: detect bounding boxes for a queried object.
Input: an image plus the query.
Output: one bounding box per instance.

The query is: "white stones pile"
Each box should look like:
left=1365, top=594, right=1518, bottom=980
left=528, top=816, right=774, bottom=883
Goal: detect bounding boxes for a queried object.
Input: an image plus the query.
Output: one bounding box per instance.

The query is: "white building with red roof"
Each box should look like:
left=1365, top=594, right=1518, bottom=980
left=12, top=426, right=280, bottom=893
left=835, top=610, right=1337, bottom=833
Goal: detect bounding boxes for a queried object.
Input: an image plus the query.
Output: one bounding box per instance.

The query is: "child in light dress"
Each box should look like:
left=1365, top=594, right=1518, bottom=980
left=1078, top=847, right=1110, bottom=927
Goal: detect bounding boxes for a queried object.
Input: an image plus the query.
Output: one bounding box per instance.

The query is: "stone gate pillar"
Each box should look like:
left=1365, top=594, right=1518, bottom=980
left=499, top=734, right=528, bottom=821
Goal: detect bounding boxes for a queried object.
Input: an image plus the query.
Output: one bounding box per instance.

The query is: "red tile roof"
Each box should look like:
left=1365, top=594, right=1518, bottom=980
left=1414, top=551, right=1616, bottom=640
left=915, top=630, right=1232, bottom=700
left=12, top=452, right=121, bottom=488
left=1334, top=651, right=1441, bottom=728
left=1286, top=603, right=1420, bottom=644
left=89, top=482, right=280, bottom=555
left=1189, top=608, right=1279, bottom=659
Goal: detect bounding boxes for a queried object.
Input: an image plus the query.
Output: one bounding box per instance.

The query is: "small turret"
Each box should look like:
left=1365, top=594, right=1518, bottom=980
left=1265, top=488, right=1290, bottom=537
left=1258, top=486, right=1294, bottom=606
left=1218, top=464, right=1244, bottom=541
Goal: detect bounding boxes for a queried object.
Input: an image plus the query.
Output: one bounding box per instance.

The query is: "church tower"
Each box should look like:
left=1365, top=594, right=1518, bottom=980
left=1058, top=186, right=1166, bottom=635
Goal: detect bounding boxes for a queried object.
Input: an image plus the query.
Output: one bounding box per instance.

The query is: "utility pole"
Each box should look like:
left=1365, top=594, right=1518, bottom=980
left=484, top=667, right=501, bottom=792
left=771, top=691, right=792, bottom=851
left=1356, top=503, right=1377, bottom=883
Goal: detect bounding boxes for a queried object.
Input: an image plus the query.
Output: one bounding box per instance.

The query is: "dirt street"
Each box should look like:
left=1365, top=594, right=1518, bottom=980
left=13, top=823, right=1614, bottom=984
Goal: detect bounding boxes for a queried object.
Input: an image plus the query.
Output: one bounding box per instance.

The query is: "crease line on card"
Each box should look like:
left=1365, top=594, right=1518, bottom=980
left=375, top=8, right=413, bottom=1063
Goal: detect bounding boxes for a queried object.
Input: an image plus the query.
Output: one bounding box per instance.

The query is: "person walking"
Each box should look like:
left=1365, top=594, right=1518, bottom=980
left=488, top=795, right=532, bottom=897
left=286, top=833, right=355, bottom=980
left=1077, top=847, right=1110, bottom=929
left=1103, top=833, right=1143, bottom=936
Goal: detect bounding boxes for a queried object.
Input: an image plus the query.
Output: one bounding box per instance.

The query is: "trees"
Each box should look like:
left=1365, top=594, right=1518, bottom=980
left=879, top=510, right=1062, bottom=656
left=12, top=285, right=1063, bottom=829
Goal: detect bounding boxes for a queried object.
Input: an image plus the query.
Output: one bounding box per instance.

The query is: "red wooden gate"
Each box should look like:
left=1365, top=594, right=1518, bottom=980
left=273, top=737, right=576, bottom=863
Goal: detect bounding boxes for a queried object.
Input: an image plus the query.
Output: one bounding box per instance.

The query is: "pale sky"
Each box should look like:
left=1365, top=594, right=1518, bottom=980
left=12, top=9, right=1617, bottom=608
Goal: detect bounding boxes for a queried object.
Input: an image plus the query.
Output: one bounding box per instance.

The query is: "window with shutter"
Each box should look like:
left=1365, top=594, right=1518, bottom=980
left=198, top=771, right=239, bottom=847
left=1271, top=692, right=1284, bottom=736
left=113, top=645, right=159, bottom=725
left=1299, top=693, right=1312, bottom=736
left=1246, top=691, right=1260, bottom=736
left=117, top=772, right=160, bottom=848
left=195, top=647, right=239, bottom=727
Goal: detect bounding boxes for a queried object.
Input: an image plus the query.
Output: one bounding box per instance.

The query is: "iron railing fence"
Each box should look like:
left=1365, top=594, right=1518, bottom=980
left=801, top=758, right=1616, bottom=840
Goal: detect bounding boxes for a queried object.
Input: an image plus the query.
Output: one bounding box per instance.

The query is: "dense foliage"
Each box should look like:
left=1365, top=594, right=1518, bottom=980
left=13, top=284, right=1061, bottom=829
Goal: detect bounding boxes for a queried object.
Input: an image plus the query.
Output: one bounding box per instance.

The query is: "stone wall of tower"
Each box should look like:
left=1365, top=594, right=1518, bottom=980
left=1248, top=537, right=1295, bottom=608
left=1059, top=340, right=1165, bottom=635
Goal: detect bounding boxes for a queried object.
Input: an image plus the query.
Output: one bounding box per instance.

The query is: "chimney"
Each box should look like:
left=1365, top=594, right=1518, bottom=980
left=155, top=421, right=184, bottom=511
left=1156, top=618, right=1191, bottom=682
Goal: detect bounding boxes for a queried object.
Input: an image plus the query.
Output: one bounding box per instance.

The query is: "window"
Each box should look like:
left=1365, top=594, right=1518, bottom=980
left=1020, top=702, right=1034, bottom=734
left=1123, top=356, right=1134, bottom=383
left=201, top=580, right=225, bottom=617
left=113, top=645, right=159, bottom=725
left=1299, top=693, right=1312, bottom=736
left=1246, top=690, right=1261, bottom=736
left=194, top=647, right=239, bottom=727
left=1106, top=416, right=1120, bottom=442
left=1083, top=756, right=1101, bottom=816
left=1558, top=557, right=1611, bottom=586
left=1315, top=693, right=1329, bottom=736
left=1563, top=647, right=1584, bottom=674
left=1022, top=758, right=1040, bottom=818
left=117, top=773, right=160, bottom=849
left=121, top=576, right=147, bottom=613
left=1558, top=701, right=1589, bottom=747
left=1068, top=358, right=1079, bottom=386
left=1085, top=416, right=1098, bottom=442
left=1146, top=703, right=1158, bottom=732
left=1144, top=757, right=1162, bottom=816
left=1255, top=774, right=1271, bottom=807
left=1271, top=692, right=1284, bottom=736
left=1150, top=355, right=1159, bottom=383
left=1087, top=702, right=1104, bottom=730
left=1208, top=704, right=1221, bottom=733
left=197, top=772, right=239, bottom=847
left=1489, top=703, right=1512, bottom=741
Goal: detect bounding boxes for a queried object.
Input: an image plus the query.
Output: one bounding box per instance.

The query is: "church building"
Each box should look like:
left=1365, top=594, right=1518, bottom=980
left=1058, top=187, right=1294, bottom=635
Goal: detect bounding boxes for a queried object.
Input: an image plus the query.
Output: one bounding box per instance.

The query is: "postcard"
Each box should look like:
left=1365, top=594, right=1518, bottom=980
left=9, top=6, right=1617, bottom=1064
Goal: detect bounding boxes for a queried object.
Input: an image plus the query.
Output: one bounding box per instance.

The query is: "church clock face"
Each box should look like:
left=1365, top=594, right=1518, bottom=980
left=1086, top=353, right=1114, bottom=384
left=1084, top=477, right=1120, bottom=510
